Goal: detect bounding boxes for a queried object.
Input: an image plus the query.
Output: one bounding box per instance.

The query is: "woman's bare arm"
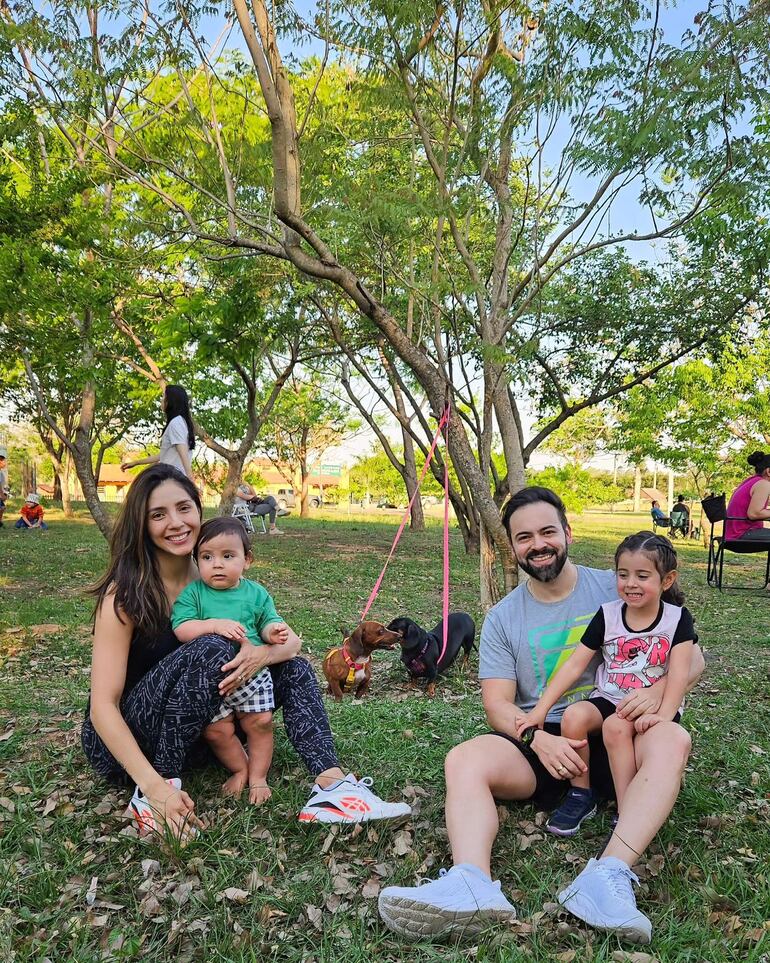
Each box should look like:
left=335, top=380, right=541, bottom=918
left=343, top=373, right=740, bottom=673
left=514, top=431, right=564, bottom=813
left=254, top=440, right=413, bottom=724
left=89, top=593, right=170, bottom=796
left=747, top=479, right=770, bottom=520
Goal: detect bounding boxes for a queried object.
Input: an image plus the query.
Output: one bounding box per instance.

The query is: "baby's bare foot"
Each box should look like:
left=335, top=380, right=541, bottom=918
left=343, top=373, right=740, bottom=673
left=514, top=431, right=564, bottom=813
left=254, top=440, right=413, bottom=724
left=248, top=783, right=272, bottom=806
left=222, top=771, right=248, bottom=797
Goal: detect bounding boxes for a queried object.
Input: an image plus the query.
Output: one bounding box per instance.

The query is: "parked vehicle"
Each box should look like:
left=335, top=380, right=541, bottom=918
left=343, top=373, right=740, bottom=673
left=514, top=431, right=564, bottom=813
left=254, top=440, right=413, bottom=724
left=275, top=487, right=322, bottom=509
left=275, top=488, right=296, bottom=510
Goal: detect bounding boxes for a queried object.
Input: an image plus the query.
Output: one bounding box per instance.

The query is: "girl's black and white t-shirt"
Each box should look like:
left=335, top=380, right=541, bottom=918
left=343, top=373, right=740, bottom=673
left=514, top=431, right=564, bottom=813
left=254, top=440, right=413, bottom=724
left=581, top=599, right=696, bottom=706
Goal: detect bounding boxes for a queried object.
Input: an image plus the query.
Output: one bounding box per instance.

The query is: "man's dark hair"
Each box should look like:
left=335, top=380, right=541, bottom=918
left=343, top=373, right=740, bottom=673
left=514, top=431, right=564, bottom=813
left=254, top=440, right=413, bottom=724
left=195, top=516, right=252, bottom=559
left=500, top=486, right=569, bottom=540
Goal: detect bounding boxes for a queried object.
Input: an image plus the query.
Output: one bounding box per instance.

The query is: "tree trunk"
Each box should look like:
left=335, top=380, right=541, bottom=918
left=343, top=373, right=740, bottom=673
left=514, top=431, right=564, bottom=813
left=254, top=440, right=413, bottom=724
left=299, top=457, right=310, bottom=518
left=61, top=452, right=73, bottom=518
left=633, top=465, right=642, bottom=512
left=219, top=456, right=247, bottom=515
left=53, top=474, right=62, bottom=503
left=401, top=427, right=425, bottom=531
left=70, top=442, right=111, bottom=537
left=479, top=524, right=501, bottom=610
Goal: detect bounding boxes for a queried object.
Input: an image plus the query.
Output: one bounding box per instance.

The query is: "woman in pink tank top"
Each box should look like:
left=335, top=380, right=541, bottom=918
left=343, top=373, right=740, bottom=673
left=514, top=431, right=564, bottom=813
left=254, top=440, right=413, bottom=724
left=725, top=451, right=770, bottom=540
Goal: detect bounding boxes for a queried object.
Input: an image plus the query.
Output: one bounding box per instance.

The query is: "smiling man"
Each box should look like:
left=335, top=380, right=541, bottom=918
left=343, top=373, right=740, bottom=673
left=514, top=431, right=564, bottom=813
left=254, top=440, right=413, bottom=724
left=378, top=486, right=703, bottom=944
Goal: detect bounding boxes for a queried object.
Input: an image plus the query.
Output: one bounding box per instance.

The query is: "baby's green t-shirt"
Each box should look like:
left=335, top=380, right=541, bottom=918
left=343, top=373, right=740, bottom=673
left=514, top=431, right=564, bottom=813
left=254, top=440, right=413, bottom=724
left=171, top=578, right=283, bottom=647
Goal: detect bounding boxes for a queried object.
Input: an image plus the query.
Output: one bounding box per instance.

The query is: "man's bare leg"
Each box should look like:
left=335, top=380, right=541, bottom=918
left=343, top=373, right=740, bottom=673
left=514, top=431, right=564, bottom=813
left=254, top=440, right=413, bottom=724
left=378, top=735, right=530, bottom=938
left=604, top=720, right=691, bottom=863
left=444, top=734, right=537, bottom=878
left=558, top=720, right=691, bottom=944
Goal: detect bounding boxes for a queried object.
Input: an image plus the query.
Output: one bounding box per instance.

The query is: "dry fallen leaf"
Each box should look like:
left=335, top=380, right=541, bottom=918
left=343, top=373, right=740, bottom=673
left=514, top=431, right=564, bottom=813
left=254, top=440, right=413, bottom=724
left=392, top=829, right=413, bottom=857
left=305, top=904, right=323, bottom=931
left=611, top=952, right=660, bottom=963
left=85, top=877, right=98, bottom=907
left=30, top=623, right=64, bottom=636
left=218, top=887, right=250, bottom=904
left=361, top=878, right=380, bottom=899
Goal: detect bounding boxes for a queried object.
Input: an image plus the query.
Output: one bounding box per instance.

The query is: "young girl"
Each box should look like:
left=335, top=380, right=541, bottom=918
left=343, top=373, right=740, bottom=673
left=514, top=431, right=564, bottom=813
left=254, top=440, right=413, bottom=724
left=516, top=531, right=695, bottom=837
left=121, top=384, right=196, bottom=482
left=171, top=516, right=290, bottom=805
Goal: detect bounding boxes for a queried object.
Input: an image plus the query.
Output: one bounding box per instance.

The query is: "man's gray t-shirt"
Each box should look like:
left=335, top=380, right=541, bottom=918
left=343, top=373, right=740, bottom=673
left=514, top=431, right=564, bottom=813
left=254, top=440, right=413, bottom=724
left=479, top=566, right=617, bottom=722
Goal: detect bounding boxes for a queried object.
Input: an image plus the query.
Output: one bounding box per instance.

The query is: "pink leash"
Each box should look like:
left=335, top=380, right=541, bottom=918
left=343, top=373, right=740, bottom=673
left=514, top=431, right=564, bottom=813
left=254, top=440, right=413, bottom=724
left=361, top=406, right=451, bottom=664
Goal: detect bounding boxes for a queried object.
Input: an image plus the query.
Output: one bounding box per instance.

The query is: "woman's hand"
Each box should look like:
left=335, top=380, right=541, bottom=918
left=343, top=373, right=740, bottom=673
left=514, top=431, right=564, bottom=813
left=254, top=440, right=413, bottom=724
left=531, top=729, right=588, bottom=780
left=120, top=460, right=135, bottom=471
left=143, top=780, right=203, bottom=841
left=219, top=642, right=269, bottom=696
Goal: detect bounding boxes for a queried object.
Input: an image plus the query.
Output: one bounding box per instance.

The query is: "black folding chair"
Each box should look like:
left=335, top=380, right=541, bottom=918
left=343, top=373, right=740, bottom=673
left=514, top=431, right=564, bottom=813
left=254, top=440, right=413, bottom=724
left=701, top=494, right=770, bottom=591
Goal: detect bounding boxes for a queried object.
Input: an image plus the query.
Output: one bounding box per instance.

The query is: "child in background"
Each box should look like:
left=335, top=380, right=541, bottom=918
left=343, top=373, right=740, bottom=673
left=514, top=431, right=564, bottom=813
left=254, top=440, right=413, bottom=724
left=516, top=531, right=695, bottom=837
left=15, top=493, right=48, bottom=530
left=171, top=516, right=289, bottom=804
left=0, top=453, right=9, bottom=527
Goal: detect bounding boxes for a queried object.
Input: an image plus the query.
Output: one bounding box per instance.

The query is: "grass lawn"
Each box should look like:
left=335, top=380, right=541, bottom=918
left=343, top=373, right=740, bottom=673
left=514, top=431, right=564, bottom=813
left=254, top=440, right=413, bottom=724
left=1, top=504, right=769, bottom=962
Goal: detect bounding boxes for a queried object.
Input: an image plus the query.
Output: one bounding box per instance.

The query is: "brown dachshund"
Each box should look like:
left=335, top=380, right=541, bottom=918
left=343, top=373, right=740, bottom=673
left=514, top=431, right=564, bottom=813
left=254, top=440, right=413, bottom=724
left=322, top=621, right=402, bottom=701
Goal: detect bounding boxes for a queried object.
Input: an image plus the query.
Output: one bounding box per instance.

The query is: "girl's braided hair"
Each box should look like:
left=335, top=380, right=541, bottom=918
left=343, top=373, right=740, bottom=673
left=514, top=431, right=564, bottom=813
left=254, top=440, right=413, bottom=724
left=614, top=531, right=684, bottom=606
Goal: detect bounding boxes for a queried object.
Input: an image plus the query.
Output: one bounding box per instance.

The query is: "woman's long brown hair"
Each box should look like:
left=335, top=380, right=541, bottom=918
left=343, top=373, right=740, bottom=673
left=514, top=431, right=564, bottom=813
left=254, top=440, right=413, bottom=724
left=89, top=465, right=202, bottom=638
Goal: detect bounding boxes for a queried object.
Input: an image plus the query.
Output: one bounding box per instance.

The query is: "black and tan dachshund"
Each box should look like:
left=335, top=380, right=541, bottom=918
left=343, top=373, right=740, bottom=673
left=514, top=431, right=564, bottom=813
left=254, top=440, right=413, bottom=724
left=387, top=613, right=476, bottom=697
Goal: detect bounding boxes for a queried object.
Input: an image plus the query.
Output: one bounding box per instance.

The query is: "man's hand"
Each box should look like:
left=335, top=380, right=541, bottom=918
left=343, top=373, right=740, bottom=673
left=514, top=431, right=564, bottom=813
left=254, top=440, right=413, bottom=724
left=616, top=682, right=664, bottom=720
left=531, top=729, right=588, bottom=780
left=634, top=712, right=666, bottom=734
left=264, top=622, right=290, bottom=645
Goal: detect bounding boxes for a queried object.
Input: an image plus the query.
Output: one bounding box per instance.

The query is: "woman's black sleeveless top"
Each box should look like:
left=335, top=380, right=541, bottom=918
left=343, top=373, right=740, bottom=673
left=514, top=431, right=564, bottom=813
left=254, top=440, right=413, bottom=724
left=123, top=620, right=181, bottom=695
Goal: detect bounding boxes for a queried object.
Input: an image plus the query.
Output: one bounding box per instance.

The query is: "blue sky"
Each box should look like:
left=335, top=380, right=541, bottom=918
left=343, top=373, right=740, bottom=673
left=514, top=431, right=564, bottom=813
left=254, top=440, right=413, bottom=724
left=194, top=1, right=709, bottom=253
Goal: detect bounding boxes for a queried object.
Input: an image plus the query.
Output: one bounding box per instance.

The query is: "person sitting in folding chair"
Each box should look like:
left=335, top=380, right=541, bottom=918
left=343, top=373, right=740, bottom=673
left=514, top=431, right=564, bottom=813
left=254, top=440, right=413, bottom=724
left=650, top=500, right=670, bottom=532
left=233, top=482, right=285, bottom=537
left=669, top=495, right=690, bottom=538
left=726, top=451, right=770, bottom=543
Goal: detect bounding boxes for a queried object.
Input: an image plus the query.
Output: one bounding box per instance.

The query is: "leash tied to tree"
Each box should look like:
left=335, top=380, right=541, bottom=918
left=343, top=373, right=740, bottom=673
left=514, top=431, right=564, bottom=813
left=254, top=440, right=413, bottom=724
left=360, top=404, right=452, bottom=663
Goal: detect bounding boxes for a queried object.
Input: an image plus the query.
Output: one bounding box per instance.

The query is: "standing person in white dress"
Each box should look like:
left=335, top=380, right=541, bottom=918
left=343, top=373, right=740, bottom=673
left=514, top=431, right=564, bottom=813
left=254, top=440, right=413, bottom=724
left=122, top=385, right=196, bottom=482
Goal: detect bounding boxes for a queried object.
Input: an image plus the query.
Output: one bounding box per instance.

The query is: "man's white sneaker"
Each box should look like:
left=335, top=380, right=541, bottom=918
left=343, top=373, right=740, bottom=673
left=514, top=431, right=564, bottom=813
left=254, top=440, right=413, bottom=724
left=378, top=864, right=517, bottom=940
left=557, top=856, right=652, bottom=943
left=297, top=774, right=412, bottom=824
left=128, top=778, right=182, bottom=835
left=268, top=527, right=285, bottom=536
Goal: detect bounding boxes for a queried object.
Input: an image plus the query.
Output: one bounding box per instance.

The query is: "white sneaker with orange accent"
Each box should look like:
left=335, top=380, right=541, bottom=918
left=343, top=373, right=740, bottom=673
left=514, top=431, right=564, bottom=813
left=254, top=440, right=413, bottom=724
left=128, top=777, right=183, bottom=835
left=298, top=774, right=412, bottom=824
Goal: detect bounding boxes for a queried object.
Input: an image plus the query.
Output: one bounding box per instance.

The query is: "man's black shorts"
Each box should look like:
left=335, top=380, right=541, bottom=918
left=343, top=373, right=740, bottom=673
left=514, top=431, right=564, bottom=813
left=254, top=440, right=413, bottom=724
left=491, top=723, right=615, bottom=811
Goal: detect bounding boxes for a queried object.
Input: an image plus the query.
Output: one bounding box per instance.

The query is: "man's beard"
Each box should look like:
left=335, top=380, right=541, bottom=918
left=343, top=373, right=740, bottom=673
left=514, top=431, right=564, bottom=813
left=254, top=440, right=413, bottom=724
left=517, top=545, right=568, bottom=583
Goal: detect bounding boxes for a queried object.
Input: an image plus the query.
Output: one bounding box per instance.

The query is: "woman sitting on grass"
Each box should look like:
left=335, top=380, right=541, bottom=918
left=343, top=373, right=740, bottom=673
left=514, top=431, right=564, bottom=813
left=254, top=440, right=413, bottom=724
left=81, top=464, right=410, bottom=839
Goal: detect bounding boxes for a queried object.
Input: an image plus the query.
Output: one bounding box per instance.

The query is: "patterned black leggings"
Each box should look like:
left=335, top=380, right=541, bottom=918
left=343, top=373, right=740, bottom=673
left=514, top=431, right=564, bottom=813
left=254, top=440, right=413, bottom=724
left=81, top=635, right=339, bottom=784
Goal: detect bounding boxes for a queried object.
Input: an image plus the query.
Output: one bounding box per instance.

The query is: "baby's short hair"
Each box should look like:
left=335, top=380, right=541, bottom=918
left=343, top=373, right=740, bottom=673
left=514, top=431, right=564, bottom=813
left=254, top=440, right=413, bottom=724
left=195, top=516, right=252, bottom=559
